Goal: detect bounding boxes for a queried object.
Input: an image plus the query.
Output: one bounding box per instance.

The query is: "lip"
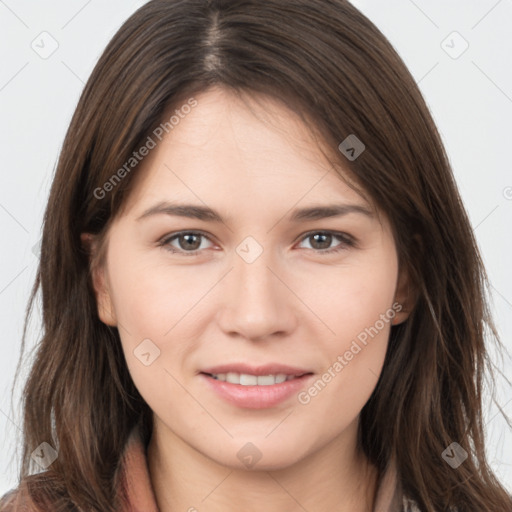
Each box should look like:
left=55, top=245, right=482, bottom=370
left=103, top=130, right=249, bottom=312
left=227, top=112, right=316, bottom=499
left=199, top=364, right=315, bottom=409
left=200, top=363, right=312, bottom=377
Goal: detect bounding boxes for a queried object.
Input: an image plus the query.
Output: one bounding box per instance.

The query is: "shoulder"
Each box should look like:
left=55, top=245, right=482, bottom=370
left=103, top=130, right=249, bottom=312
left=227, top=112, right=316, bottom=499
left=0, top=487, right=29, bottom=511
left=0, top=480, right=40, bottom=512
left=0, top=489, right=15, bottom=510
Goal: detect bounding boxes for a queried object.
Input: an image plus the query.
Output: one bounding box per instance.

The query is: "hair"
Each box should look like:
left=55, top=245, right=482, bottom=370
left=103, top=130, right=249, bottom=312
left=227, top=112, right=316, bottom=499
left=2, top=0, right=511, bottom=510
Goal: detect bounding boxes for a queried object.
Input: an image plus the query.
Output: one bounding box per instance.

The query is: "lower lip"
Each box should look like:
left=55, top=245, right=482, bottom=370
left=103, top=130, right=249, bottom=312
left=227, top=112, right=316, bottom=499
left=199, top=373, right=314, bottom=409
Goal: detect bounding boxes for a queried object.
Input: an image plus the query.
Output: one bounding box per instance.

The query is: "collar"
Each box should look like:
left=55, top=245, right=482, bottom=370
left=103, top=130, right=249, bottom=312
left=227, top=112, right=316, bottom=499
left=116, top=424, right=159, bottom=512
left=116, top=424, right=406, bottom=512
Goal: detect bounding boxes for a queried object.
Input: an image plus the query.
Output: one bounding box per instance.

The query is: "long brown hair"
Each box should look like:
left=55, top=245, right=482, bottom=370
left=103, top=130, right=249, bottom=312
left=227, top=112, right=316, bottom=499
left=2, top=0, right=511, bottom=510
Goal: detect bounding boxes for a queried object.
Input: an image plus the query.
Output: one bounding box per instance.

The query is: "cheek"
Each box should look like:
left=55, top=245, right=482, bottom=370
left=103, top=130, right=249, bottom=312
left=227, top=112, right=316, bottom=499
left=105, top=244, right=218, bottom=401
left=294, top=255, right=397, bottom=415
left=296, top=303, right=393, bottom=441
left=107, top=244, right=213, bottom=342
left=303, top=256, right=398, bottom=345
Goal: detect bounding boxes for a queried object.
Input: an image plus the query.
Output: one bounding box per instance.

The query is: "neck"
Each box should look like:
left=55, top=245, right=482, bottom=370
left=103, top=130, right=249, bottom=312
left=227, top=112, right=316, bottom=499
left=147, top=416, right=379, bottom=512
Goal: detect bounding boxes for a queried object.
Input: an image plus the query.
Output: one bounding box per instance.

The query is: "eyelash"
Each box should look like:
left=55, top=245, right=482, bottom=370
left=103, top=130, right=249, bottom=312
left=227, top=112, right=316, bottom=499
left=157, top=230, right=357, bottom=256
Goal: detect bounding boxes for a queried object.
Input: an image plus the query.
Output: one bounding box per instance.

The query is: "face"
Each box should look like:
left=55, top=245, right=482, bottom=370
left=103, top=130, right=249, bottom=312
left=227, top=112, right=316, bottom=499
left=86, top=86, right=409, bottom=471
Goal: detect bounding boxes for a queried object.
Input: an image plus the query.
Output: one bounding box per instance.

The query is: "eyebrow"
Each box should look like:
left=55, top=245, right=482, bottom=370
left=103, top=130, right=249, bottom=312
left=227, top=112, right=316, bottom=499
left=136, top=201, right=374, bottom=223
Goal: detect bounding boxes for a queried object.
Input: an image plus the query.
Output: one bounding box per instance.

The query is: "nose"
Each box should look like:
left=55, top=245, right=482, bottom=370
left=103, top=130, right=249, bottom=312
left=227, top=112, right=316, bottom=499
left=215, top=250, right=298, bottom=341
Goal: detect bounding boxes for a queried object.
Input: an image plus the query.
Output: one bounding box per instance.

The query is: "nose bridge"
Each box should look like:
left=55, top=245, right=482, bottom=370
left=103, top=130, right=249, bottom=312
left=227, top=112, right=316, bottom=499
left=235, top=249, right=275, bottom=300
left=216, top=242, right=297, bottom=340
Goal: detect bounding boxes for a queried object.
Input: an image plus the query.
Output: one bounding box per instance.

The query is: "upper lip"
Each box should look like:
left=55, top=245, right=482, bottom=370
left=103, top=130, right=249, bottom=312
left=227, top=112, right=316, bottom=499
left=200, top=363, right=313, bottom=377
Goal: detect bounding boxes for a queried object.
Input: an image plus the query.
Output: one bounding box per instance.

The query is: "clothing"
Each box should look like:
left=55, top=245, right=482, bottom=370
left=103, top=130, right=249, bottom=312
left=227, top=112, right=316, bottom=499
left=0, top=423, right=419, bottom=511
left=116, top=424, right=418, bottom=511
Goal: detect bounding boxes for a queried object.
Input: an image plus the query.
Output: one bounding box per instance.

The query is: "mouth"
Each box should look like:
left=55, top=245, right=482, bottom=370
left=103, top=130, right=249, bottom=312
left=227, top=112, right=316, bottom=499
left=198, top=369, right=315, bottom=409
left=200, top=371, right=312, bottom=386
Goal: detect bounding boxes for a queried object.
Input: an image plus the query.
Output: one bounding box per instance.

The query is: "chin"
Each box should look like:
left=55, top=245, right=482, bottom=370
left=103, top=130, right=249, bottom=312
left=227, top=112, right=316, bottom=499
left=205, top=440, right=310, bottom=472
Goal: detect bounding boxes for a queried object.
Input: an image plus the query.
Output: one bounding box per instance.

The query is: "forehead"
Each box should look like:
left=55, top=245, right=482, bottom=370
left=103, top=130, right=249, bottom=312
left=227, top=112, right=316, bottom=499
left=121, top=86, right=370, bottom=217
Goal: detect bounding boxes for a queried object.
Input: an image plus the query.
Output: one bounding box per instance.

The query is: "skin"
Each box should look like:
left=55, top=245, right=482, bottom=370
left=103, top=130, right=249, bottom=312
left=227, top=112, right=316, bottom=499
left=84, top=86, right=410, bottom=512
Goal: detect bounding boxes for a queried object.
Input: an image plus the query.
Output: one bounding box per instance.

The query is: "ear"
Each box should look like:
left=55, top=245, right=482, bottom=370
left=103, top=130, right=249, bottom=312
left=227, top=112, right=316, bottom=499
left=391, top=263, right=416, bottom=326
left=80, top=232, right=117, bottom=327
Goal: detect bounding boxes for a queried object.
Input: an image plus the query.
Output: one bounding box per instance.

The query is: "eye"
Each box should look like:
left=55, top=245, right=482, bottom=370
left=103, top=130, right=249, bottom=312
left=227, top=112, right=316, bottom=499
left=159, top=231, right=215, bottom=255
left=158, top=230, right=356, bottom=256
left=296, top=231, right=356, bottom=254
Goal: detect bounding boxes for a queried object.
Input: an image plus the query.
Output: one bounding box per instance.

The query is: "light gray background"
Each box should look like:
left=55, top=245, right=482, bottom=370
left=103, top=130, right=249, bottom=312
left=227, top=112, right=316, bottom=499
left=1, top=0, right=511, bottom=497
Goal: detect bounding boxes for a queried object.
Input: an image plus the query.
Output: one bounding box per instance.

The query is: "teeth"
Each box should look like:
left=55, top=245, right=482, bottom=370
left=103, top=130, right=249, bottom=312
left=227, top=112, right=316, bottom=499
left=240, top=374, right=258, bottom=385
left=257, top=375, right=279, bottom=385
left=209, top=372, right=296, bottom=385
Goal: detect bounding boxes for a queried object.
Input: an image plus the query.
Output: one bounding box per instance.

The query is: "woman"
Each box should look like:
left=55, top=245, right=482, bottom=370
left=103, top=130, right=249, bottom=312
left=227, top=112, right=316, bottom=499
left=1, top=0, right=511, bottom=510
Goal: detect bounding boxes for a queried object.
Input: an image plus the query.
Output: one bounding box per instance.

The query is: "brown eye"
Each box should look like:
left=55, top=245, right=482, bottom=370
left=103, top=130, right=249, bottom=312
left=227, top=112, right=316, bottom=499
left=177, top=233, right=202, bottom=251
left=160, top=231, right=214, bottom=254
left=308, top=233, right=332, bottom=250
left=297, top=231, right=356, bottom=254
